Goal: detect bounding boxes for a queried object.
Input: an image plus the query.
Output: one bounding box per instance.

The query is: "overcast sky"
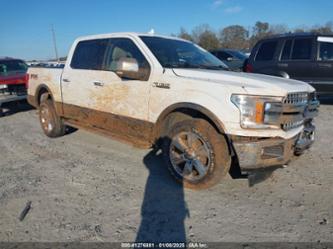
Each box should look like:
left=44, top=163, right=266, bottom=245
left=1, top=0, right=332, bottom=60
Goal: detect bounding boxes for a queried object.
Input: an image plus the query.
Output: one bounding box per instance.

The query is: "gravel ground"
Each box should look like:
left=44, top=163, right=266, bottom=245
left=0, top=100, right=332, bottom=243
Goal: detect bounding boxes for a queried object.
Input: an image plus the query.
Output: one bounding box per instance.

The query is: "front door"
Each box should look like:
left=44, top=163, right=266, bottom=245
left=278, top=37, right=316, bottom=83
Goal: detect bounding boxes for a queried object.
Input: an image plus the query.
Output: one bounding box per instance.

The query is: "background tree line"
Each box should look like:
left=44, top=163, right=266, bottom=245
left=175, top=21, right=333, bottom=51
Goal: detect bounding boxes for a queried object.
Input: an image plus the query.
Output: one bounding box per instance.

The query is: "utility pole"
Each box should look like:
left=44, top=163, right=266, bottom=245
left=51, top=24, right=59, bottom=62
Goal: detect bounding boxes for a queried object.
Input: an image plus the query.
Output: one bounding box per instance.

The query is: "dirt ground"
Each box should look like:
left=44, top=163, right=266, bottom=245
left=0, top=100, right=332, bottom=243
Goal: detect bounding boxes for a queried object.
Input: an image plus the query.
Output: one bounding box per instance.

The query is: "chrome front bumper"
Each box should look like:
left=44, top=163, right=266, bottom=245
left=232, top=123, right=315, bottom=170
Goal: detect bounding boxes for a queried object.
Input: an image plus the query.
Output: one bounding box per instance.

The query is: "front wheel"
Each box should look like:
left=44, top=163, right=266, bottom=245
left=163, top=119, right=231, bottom=189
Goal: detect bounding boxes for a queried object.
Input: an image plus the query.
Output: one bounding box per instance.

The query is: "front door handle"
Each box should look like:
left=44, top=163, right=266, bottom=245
left=318, top=63, right=332, bottom=68
left=278, top=63, right=288, bottom=68
left=93, top=81, right=104, bottom=87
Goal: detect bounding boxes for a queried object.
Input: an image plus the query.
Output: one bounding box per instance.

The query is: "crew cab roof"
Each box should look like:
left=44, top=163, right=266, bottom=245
left=74, top=32, right=191, bottom=43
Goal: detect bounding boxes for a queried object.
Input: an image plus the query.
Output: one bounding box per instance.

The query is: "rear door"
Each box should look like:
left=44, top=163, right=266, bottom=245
left=313, top=36, right=333, bottom=94
left=61, top=36, right=152, bottom=135
left=61, top=38, right=109, bottom=122
left=278, top=37, right=316, bottom=82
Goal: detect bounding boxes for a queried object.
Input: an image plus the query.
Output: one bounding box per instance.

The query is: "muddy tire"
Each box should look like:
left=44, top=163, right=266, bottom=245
left=162, top=118, right=231, bottom=190
left=39, top=98, right=65, bottom=138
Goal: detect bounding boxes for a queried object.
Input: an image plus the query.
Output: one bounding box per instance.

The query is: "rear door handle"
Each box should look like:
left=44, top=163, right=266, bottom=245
left=62, top=78, right=70, bottom=83
left=93, top=81, right=104, bottom=87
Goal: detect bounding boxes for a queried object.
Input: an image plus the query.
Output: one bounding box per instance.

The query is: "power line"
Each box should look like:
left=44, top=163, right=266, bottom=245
left=51, top=24, right=59, bottom=62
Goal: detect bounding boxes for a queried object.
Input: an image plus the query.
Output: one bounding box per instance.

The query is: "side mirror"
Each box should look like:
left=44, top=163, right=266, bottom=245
left=115, top=57, right=140, bottom=80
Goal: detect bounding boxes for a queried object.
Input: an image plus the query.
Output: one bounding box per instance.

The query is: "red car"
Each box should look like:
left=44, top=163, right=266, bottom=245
left=0, top=57, right=29, bottom=114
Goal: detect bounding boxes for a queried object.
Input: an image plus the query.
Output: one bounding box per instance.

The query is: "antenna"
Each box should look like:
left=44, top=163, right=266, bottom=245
left=51, top=24, right=59, bottom=62
left=148, top=28, right=155, bottom=35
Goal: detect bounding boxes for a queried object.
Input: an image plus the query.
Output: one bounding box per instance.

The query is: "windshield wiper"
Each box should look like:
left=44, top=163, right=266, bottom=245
left=164, top=62, right=201, bottom=69
left=164, top=63, right=228, bottom=71
left=197, top=64, right=229, bottom=71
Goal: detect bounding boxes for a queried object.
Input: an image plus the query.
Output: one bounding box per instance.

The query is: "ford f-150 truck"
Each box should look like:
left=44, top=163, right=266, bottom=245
left=0, top=57, right=28, bottom=115
left=27, top=33, right=319, bottom=189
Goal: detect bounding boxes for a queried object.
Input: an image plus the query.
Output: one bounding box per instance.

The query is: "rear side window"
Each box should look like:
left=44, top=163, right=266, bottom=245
left=291, top=38, right=312, bottom=60
left=71, top=39, right=108, bottom=70
left=318, top=42, right=333, bottom=61
left=255, top=41, right=278, bottom=61
left=280, top=40, right=292, bottom=60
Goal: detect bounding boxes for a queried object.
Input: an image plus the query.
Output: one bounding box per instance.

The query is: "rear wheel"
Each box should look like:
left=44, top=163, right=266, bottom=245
left=39, top=97, right=65, bottom=138
left=163, top=119, right=231, bottom=189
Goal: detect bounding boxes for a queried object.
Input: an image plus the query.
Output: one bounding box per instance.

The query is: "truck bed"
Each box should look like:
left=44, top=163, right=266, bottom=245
left=27, top=67, right=63, bottom=105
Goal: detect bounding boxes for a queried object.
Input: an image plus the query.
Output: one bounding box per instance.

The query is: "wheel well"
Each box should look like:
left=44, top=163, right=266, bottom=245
left=36, top=87, right=52, bottom=106
left=156, top=107, right=225, bottom=138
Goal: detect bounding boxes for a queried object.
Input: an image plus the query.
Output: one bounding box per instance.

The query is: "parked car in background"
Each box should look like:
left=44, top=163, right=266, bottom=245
left=0, top=57, right=28, bottom=115
left=244, top=33, right=333, bottom=96
left=29, top=62, right=65, bottom=68
left=211, top=49, right=248, bottom=71
left=27, top=32, right=318, bottom=189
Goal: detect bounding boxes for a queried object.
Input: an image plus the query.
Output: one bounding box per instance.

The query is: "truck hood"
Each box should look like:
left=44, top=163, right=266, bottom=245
left=172, top=69, right=315, bottom=95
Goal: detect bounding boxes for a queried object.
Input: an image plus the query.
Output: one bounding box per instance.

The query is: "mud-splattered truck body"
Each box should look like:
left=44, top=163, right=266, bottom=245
left=27, top=33, right=319, bottom=189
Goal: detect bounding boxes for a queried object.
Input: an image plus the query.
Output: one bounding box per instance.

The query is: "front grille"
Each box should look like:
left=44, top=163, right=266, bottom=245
left=280, top=92, right=319, bottom=131
left=282, top=120, right=304, bottom=131
left=264, top=92, right=319, bottom=131
left=283, top=92, right=308, bottom=105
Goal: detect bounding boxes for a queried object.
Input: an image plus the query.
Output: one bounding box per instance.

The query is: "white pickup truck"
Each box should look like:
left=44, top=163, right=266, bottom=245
left=27, top=33, right=319, bottom=189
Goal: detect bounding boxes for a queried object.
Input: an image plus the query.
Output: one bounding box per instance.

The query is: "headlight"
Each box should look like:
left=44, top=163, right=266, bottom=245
left=231, top=94, right=283, bottom=129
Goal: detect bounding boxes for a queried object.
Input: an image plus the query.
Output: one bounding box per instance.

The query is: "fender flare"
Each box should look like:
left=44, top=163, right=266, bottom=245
left=280, top=71, right=290, bottom=79
left=154, top=102, right=227, bottom=135
left=34, top=84, right=55, bottom=106
left=32, top=84, right=63, bottom=115
left=276, top=71, right=290, bottom=79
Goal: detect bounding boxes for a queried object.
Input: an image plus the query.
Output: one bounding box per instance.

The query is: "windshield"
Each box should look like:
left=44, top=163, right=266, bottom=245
left=140, top=36, right=228, bottom=70
left=228, top=50, right=248, bottom=60
left=0, top=60, right=28, bottom=76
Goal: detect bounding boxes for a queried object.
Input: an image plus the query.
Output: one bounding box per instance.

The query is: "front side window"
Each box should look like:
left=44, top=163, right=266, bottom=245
left=71, top=39, right=108, bottom=70
left=140, top=36, right=228, bottom=70
left=291, top=38, right=312, bottom=60
left=318, top=41, right=333, bottom=61
left=217, top=51, right=232, bottom=60
left=103, top=38, right=150, bottom=73
left=255, top=41, right=278, bottom=61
